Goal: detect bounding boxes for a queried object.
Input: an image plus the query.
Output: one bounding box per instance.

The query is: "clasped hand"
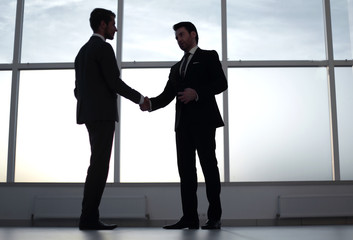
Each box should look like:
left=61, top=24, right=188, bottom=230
left=140, top=88, right=196, bottom=112
left=140, top=96, right=150, bottom=111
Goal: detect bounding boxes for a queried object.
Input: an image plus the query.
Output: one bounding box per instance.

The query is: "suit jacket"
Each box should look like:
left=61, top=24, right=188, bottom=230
left=150, top=48, right=228, bottom=130
left=74, top=36, right=141, bottom=124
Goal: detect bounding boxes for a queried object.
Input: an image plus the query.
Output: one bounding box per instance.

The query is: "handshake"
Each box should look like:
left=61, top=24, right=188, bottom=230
left=139, top=88, right=198, bottom=112
left=140, top=96, right=151, bottom=111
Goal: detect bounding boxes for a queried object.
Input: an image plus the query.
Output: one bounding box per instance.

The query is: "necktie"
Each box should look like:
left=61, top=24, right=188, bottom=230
left=180, top=52, right=191, bottom=78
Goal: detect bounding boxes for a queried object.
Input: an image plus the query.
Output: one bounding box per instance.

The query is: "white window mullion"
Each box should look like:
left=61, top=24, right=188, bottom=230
left=114, top=0, right=124, bottom=183
left=7, top=0, right=25, bottom=183
left=221, top=0, right=230, bottom=183
left=323, top=0, right=340, bottom=181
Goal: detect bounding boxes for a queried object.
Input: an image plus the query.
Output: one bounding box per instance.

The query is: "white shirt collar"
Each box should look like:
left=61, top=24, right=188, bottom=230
left=92, top=33, right=105, bottom=41
left=185, top=45, right=198, bottom=55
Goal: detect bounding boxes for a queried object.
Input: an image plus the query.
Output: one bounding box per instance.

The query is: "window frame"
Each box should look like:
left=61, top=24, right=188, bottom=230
left=1, top=0, right=352, bottom=183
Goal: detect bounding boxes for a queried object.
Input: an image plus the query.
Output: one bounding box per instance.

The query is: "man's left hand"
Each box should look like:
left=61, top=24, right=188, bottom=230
left=178, top=88, right=198, bottom=104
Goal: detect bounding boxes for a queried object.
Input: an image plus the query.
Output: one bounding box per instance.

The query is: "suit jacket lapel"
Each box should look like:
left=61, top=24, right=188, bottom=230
left=184, top=48, right=201, bottom=80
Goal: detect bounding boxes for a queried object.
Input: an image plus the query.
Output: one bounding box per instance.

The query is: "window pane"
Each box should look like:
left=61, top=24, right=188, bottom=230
left=123, top=0, right=221, bottom=61
left=229, top=68, right=332, bottom=181
left=0, top=0, right=16, bottom=63
left=0, top=72, right=12, bottom=182
left=227, top=0, right=326, bottom=60
left=15, top=70, right=114, bottom=182
left=21, top=0, right=116, bottom=63
left=335, top=67, right=353, bottom=180
left=120, top=69, right=224, bottom=182
left=331, top=0, right=353, bottom=60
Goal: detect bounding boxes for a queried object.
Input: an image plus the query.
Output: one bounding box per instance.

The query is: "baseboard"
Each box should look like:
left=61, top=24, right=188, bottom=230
left=1, top=217, right=352, bottom=227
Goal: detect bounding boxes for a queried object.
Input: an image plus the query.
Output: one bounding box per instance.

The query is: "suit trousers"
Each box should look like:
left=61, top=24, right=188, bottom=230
left=80, top=120, right=115, bottom=223
left=175, top=125, right=222, bottom=221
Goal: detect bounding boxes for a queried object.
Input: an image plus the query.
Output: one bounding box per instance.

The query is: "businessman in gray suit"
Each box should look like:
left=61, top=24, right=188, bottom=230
left=141, top=22, right=227, bottom=230
left=74, top=8, right=146, bottom=230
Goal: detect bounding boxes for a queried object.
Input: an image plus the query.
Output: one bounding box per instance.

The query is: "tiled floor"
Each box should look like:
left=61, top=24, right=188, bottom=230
left=0, top=225, right=352, bottom=240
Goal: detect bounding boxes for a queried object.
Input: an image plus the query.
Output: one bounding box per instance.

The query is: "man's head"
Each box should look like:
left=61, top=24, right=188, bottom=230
left=173, top=22, right=198, bottom=52
left=89, top=8, right=117, bottom=40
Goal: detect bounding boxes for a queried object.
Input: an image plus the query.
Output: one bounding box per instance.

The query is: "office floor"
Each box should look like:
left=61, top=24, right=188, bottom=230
left=0, top=225, right=352, bottom=240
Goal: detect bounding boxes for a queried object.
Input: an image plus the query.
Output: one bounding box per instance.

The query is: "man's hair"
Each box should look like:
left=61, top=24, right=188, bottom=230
left=173, top=21, right=199, bottom=44
left=89, top=8, right=116, bottom=32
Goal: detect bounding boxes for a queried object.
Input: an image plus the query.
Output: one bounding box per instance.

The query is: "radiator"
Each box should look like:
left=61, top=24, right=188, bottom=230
left=277, top=194, right=353, bottom=218
left=32, top=195, right=147, bottom=219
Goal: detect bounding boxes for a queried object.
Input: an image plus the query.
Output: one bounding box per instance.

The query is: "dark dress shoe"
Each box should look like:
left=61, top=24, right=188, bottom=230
left=163, top=219, right=199, bottom=230
left=201, top=220, right=221, bottom=230
left=79, top=220, right=118, bottom=230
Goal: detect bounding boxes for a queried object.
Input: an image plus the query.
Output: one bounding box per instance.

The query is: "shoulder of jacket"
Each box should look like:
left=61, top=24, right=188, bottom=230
left=172, top=61, right=181, bottom=68
left=90, top=37, right=111, bottom=47
left=199, top=48, right=217, bottom=55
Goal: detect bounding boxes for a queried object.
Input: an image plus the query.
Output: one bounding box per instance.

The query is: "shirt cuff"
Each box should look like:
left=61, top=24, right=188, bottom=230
left=139, top=95, right=144, bottom=104
left=148, top=99, right=152, bottom=112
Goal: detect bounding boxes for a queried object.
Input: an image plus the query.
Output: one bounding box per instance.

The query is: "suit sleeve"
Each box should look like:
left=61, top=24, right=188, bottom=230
left=196, top=50, right=227, bottom=101
left=99, top=43, right=142, bottom=104
left=150, top=68, right=177, bottom=111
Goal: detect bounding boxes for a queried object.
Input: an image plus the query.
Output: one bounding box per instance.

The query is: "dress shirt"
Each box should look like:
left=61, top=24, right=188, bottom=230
left=92, top=33, right=106, bottom=41
left=179, top=45, right=199, bottom=75
left=148, top=46, right=199, bottom=111
left=180, top=45, right=199, bottom=102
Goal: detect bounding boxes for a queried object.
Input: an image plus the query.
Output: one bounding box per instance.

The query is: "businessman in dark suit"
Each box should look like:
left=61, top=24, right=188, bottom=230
left=141, top=22, right=227, bottom=229
left=74, top=8, right=146, bottom=230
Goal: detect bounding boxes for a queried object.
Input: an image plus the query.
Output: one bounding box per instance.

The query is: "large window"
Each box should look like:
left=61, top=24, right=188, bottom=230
left=21, top=0, right=117, bottom=63
left=119, top=69, right=178, bottom=182
left=0, top=0, right=16, bottom=63
left=1, top=0, right=353, bottom=183
left=335, top=67, right=353, bottom=180
left=15, top=70, right=114, bottom=182
left=0, top=0, right=16, bottom=182
left=0, top=72, right=12, bottom=182
left=228, top=68, right=332, bottom=181
left=119, top=69, right=224, bottom=182
left=331, top=0, right=353, bottom=60
left=227, top=0, right=326, bottom=60
left=330, top=0, right=353, bottom=180
left=122, top=0, right=221, bottom=61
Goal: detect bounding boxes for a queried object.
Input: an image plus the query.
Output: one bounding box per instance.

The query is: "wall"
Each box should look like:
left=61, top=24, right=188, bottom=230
left=0, top=182, right=352, bottom=226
